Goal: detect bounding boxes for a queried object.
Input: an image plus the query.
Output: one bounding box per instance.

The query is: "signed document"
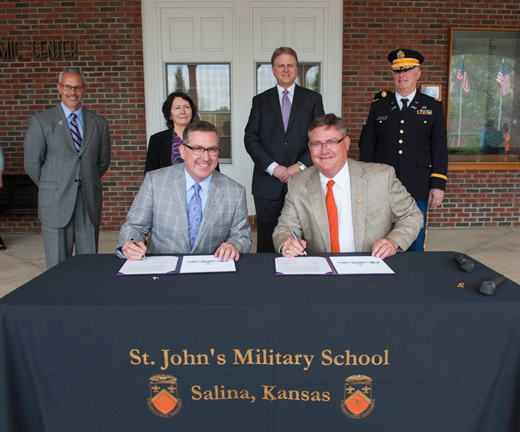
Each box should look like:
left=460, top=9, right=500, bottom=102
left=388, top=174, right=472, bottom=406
left=329, top=256, right=394, bottom=275
left=179, top=255, right=237, bottom=274
left=275, top=256, right=334, bottom=275
left=117, top=256, right=179, bottom=275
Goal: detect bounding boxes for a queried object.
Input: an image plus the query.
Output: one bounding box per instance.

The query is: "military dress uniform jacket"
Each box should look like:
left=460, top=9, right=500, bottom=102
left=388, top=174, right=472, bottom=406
left=359, top=91, right=448, bottom=201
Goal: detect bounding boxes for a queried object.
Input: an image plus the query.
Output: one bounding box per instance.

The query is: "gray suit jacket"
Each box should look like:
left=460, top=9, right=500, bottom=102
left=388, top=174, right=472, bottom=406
left=273, top=159, right=423, bottom=253
left=24, top=105, right=111, bottom=227
left=117, top=164, right=252, bottom=255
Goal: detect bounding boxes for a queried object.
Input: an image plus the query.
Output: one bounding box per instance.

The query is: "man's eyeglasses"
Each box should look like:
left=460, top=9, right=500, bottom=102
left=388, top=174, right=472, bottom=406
left=59, top=84, right=85, bottom=92
left=183, top=143, right=220, bottom=156
left=309, top=136, right=347, bottom=149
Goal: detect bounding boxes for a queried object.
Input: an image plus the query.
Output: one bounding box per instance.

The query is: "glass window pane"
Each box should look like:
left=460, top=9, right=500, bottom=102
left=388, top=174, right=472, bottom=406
left=166, top=64, right=231, bottom=163
left=448, top=29, right=518, bottom=162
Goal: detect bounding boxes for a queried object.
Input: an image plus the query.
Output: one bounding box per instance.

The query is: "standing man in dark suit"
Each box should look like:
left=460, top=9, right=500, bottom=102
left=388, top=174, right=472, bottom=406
left=25, top=67, right=111, bottom=269
left=245, top=47, right=325, bottom=252
left=359, top=49, right=448, bottom=251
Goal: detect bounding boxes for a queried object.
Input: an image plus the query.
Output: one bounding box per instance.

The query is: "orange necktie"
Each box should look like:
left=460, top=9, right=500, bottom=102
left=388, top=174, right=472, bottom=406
left=326, top=180, right=340, bottom=253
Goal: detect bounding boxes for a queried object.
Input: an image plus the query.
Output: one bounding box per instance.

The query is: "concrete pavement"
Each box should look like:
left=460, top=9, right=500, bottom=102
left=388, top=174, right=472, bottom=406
left=1, top=227, right=519, bottom=298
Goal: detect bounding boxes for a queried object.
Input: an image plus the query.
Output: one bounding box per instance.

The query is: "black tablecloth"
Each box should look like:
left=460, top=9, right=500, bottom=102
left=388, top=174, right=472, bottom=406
left=1, top=252, right=520, bottom=431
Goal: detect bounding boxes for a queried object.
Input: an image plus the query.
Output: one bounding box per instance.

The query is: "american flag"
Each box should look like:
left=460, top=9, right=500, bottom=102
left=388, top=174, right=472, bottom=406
left=496, top=62, right=512, bottom=96
left=457, top=57, right=470, bottom=93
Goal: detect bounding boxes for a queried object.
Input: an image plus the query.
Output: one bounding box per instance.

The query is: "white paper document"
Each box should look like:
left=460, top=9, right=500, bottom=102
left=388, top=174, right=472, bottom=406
left=329, top=256, right=394, bottom=275
left=275, top=256, right=334, bottom=275
left=117, top=256, right=179, bottom=275
left=179, top=255, right=237, bottom=274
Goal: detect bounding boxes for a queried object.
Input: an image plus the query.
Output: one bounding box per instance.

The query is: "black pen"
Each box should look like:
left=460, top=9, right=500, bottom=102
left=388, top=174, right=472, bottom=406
left=289, top=229, right=307, bottom=256
left=131, top=238, right=145, bottom=260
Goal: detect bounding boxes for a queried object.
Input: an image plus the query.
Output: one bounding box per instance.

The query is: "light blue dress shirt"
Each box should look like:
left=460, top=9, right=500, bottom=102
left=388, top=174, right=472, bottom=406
left=184, top=168, right=213, bottom=217
left=61, top=102, right=84, bottom=138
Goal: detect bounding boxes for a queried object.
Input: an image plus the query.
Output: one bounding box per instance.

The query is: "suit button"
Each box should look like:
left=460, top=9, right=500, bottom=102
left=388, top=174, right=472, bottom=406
left=284, top=142, right=288, bottom=146
left=399, top=140, right=403, bottom=144
left=400, top=119, right=405, bottom=124
left=400, top=130, right=404, bottom=134
left=424, top=120, right=427, bottom=124
left=379, top=121, right=383, bottom=123
left=75, top=179, right=79, bottom=182
left=399, top=150, right=403, bottom=154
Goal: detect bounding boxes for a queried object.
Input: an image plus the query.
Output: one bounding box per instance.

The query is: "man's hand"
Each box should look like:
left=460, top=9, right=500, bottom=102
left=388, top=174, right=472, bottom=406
left=279, top=164, right=301, bottom=183
left=215, top=242, right=240, bottom=261
left=280, top=237, right=307, bottom=258
left=272, top=165, right=288, bottom=182
left=122, top=240, right=147, bottom=260
left=428, top=188, right=445, bottom=208
left=371, top=238, right=398, bottom=259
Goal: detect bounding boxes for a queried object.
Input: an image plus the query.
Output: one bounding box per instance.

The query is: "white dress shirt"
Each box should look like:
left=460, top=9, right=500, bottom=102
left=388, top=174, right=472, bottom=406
left=319, top=161, right=356, bottom=252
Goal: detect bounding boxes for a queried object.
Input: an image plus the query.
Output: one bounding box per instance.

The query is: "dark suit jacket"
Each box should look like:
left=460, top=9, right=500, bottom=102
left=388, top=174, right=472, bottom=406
left=358, top=91, right=448, bottom=201
left=24, top=105, right=111, bottom=228
left=244, top=85, right=324, bottom=200
left=144, top=128, right=175, bottom=174
left=144, top=128, right=220, bottom=175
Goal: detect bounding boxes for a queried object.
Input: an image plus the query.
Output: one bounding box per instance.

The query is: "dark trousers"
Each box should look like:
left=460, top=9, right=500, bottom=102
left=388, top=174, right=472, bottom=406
left=408, top=199, right=428, bottom=252
left=254, top=189, right=286, bottom=253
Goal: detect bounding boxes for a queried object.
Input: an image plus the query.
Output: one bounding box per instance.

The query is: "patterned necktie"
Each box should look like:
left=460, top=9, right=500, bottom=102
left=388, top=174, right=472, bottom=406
left=188, top=183, right=202, bottom=249
left=282, top=89, right=291, bottom=131
left=70, top=113, right=82, bottom=186
left=401, top=98, right=408, bottom=113
left=326, top=180, right=340, bottom=253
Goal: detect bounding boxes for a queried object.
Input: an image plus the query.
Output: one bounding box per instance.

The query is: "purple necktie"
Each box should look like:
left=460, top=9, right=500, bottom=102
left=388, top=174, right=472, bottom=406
left=188, top=183, right=202, bottom=249
left=282, top=89, right=291, bottom=131
left=70, top=113, right=82, bottom=186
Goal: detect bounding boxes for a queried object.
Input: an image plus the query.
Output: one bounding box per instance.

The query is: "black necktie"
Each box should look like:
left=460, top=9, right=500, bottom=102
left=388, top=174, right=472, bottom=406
left=401, top=98, right=408, bottom=113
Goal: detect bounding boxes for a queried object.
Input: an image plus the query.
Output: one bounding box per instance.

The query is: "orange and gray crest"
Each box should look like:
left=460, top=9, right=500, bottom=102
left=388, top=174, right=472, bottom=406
left=147, top=374, right=182, bottom=418
left=341, top=374, right=375, bottom=419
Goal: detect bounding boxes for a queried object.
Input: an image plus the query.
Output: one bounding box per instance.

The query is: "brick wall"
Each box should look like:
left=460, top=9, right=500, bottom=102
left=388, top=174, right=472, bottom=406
left=0, top=1, right=146, bottom=232
left=429, top=170, right=520, bottom=227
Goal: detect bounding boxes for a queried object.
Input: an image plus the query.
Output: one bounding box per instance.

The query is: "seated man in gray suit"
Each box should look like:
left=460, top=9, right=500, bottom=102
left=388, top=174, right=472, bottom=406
left=273, top=114, right=423, bottom=259
left=117, top=121, right=251, bottom=261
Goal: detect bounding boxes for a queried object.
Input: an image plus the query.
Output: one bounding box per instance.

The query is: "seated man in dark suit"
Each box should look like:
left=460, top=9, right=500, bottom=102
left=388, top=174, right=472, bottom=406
left=117, top=121, right=251, bottom=261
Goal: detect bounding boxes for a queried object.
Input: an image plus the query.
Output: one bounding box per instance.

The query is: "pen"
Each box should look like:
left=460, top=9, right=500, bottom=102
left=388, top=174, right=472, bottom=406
left=289, top=229, right=307, bottom=256
left=131, top=238, right=145, bottom=260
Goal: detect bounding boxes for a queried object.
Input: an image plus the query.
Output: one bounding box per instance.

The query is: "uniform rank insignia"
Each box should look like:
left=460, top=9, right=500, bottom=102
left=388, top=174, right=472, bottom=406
left=381, top=91, right=387, bottom=97
left=417, top=109, right=432, bottom=115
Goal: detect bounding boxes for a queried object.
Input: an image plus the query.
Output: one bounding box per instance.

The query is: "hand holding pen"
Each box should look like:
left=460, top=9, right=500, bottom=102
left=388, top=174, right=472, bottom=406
left=281, top=230, right=308, bottom=258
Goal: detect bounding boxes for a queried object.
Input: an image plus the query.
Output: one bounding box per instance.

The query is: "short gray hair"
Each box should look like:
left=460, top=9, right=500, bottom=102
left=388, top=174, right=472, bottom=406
left=308, top=114, right=348, bottom=140
left=58, top=67, right=87, bottom=85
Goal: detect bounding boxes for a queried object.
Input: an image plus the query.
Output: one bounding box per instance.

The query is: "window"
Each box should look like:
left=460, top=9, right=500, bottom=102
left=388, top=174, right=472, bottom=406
left=256, top=63, right=321, bottom=94
left=447, top=29, right=518, bottom=163
left=166, top=64, right=231, bottom=162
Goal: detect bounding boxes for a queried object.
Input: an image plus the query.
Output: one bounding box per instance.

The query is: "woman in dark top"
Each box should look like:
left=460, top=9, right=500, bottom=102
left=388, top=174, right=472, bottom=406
left=144, top=92, right=197, bottom=174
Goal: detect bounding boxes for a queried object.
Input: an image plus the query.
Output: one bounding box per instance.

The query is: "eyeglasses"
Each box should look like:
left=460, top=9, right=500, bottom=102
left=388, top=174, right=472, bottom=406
left=59, top=84, right=85, bottom=92
left=309, top=136, right=347, bottom=149
left=183, top=143, right=220, bottom=156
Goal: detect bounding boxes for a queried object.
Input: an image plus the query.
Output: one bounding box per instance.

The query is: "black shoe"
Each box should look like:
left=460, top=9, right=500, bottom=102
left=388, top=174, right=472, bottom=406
left=0, top=236, right=5, bottom=250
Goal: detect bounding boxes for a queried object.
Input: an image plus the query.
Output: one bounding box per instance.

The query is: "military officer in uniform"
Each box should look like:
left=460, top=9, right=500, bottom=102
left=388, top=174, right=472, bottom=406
left=359, top=49, right=448, bottom=251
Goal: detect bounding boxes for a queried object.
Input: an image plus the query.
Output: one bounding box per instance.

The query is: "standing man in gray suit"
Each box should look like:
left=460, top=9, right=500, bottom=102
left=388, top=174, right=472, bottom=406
left=24, top=67, right=111, bottom=269
left=118, top=121, right=251, bottom=261
left=273, top=114, right=422, bottom=259
left=245, top=47, right=324, bottom=253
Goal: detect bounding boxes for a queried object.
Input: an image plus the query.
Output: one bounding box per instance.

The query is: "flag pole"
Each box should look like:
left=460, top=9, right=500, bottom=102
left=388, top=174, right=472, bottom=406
left=458, top=56, right=463, bottom=147
left=497, top=58, right=504, bottom=127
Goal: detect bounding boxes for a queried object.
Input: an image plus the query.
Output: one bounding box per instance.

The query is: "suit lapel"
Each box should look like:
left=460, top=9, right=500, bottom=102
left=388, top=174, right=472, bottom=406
left=267, top=87, right=285, bottom=133
left=80, top=108, right=92, bottom=155
left=53, top=106, right=77, bottom=154
left=307, top=168, right=330, bottom=251
left=170, top=167, right=191, bottom=250
left=193, top=172, right=222, bottom=251
left=348, top=159, right=367, bottom=252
